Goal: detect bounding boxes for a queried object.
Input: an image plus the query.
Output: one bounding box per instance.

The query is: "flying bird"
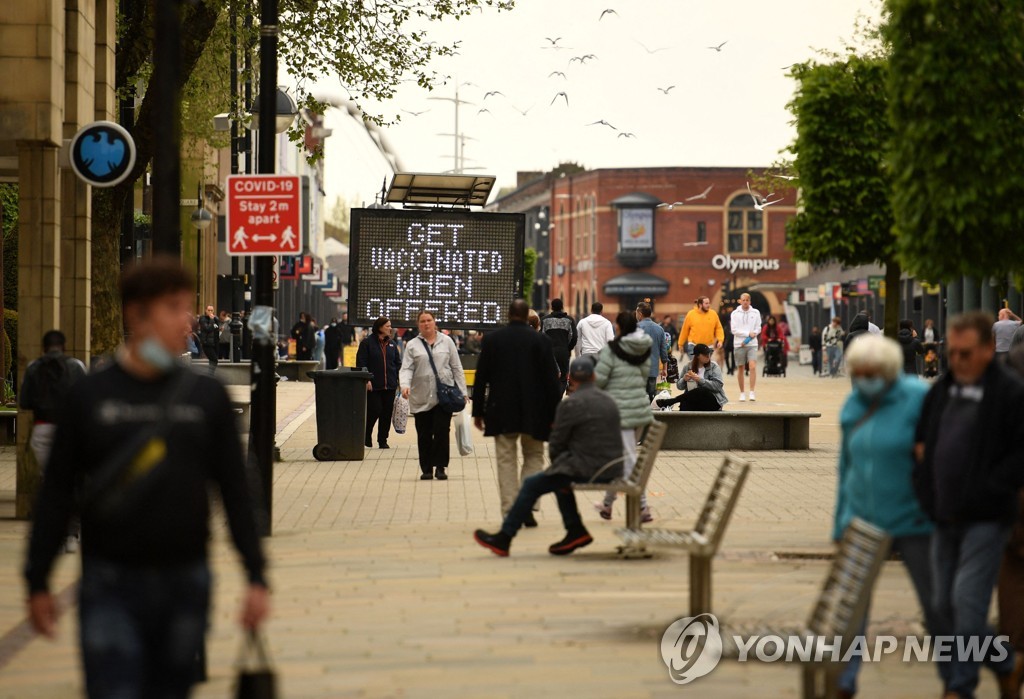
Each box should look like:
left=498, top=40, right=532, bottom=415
left=771, top=174, right=797, bottom=181
left=656, top=85, right=676, bottom=95
left=544, top=37, right=563, bottom=46
left=548, top=71, right=567, bottom=79
left=657, top=201, right=686, bottom=210
left=685, top=185, right=714, bottom=201
left=401, top=109, right=430, bottom=117
left=707, top=41, right=728, bottom=52
left=550, top=92, right=569, bottom=107
left=587, top=119, right=617, bottom=130
left=483, top=91, right=505, bottom=100
left=747, top=182, right=783, bottom=210
left=599, top=9, right=618, bottom=20
left=617, top=132, right=637, bottom=139
left=636, top=40, right=670, bottom=54
left=512, top=104, right=534, bottom=116
left=569, top=54, right=598, bottom=65
left=477, top=108, right=491, bottom=115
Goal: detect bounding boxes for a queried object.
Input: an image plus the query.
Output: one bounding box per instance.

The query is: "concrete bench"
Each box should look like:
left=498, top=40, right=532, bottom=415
left=617, top=455, right=750, bottom=612
left=652, top=410, right=821, bottom=450
left=718, top=517, right=891, bottom=698
left=190, top=360, right=251, bottom=386
left=275, top=360, right=320, bottom=383
left=573, top=421, right=667, bottom=551
left=0, top=409, right=16, bottom=445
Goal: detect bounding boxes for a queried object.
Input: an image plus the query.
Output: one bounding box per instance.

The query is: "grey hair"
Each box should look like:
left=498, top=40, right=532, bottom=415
left=844, top=334, right=903, bottom=382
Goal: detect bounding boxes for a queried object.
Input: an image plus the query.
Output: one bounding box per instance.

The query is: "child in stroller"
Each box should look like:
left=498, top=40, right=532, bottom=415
left=762, top=340, right=786, bottom=376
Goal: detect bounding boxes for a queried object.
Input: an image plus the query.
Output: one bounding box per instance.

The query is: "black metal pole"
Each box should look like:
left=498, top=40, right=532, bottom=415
left=243, top=10, right=254, bottom=315
left=151, top=0, right=182, bottom=254
left=229, top=1, right=240, bottom=361
left=253, top=0, right=278, bottom=536
left=119, top=0, right=136, bottom=266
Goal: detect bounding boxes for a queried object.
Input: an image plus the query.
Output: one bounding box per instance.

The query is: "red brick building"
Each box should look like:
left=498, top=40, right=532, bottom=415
left=493, top=167, right=800, bottom=323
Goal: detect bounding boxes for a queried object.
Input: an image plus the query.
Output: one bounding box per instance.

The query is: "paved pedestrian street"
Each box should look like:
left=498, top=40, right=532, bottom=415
left=0, top=366, right=1008, bottom=698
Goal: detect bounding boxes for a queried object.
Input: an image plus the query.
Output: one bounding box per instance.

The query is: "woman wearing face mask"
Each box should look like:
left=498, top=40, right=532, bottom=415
left=833, top=335, right=948, bottom=698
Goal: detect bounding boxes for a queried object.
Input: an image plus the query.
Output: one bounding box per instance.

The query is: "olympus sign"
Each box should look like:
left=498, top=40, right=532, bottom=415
left=711, top=254, right=781, bottom=275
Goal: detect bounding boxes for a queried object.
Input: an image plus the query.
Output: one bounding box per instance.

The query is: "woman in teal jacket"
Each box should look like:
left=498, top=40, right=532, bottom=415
left=834, top=334, right=948, bottom=697
left=594, top=311, right=654, bottom=523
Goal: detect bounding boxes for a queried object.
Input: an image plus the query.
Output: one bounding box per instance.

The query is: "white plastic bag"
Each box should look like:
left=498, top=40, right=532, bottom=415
left=651, top=389, right=672, bottom=411
left=392, top=392, right=409, bottom=434
left=455, top=410, right=474, bottom=456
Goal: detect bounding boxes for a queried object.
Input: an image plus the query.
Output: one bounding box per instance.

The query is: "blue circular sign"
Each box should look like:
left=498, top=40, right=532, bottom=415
left=69, top=121, right=136, bottom=188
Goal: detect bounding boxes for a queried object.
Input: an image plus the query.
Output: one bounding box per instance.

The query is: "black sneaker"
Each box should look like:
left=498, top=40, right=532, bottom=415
left=435, top=467, right=448, bottom=480
left=364, top=439, right=373, bottom=448
left=379, top=442, right=390, bottom=449
left=549, top=530, right=593, bottom=556
left=420, top=472, right=433, bottom=481
left=523, top=512, right=538, bottom=528
left=655, top=398, right=673, bottom=409
left=474, top=530, right=511, bottom=557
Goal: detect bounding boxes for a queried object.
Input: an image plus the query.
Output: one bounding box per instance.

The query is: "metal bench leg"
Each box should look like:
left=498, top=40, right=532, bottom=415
left=689, top=555, right=712, bottom=615
left=625, top=492, right=640, bottom=531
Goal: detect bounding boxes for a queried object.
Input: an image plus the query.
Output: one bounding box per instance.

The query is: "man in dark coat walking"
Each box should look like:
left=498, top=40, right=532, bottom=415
left=540, top=297, right=576, bottom=394
left=473, top=299, right=562, bottom=523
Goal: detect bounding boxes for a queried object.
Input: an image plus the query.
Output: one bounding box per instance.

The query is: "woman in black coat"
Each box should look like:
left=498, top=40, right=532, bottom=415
left=290, top=311, right=314, bottom=360
left=356, top=317, right=401, bottom=449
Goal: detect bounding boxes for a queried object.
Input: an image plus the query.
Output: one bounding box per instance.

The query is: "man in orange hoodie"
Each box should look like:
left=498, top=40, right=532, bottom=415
left=677, top=296, right=725, bottom=359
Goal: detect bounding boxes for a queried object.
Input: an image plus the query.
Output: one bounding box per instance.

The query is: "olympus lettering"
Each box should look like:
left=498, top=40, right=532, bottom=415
left=711, top=254, right=781, bottom=275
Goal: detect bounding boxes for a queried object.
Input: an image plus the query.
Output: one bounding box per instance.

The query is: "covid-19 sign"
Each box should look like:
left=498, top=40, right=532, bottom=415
left=348, top=209, right=525, bottom=329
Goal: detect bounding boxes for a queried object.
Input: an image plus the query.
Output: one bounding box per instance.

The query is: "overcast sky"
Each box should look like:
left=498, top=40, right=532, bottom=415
left=315, top=0, right=881, bottom=208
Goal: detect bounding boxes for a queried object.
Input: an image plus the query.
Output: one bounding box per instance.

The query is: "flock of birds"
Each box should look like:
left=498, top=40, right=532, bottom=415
left=399, top=6, right=734, bottom=143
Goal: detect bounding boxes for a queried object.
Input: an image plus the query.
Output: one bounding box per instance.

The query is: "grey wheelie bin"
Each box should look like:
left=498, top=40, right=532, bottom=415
left=310, top=368, right=373, bottom=461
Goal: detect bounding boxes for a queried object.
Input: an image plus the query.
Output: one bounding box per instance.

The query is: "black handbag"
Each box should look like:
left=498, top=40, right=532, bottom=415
left=419, top=337, right=466, bottom=414
left=665, top=355, right=680, bottom=384
left=234, top=630, right=276, bottom=699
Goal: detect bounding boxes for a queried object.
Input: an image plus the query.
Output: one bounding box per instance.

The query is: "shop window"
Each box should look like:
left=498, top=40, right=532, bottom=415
left=726, top=194, right=767, bottom=255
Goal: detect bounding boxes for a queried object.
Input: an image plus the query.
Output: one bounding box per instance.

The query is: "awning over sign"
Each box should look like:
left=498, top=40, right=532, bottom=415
left=603, top=272, right=670, bottom=296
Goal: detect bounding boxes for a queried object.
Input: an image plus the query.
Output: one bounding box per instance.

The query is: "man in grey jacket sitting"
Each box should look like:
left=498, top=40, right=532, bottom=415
left=474, top=358, right=624, bottom=557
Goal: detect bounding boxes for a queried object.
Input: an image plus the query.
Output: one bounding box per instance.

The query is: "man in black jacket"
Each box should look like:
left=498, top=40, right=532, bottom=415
left=197, top=304, right=220, bottom=371
left=540, top=297, right=577, bottom=394
left=473, top=300, right=561, bottom=523
left=474, top=357, right=623, bottom=556
left=914, top=311, right=1024, bottom=698
left=323, top=318, right=343, bottom=370
left=24, top=258, right=268, bottom=699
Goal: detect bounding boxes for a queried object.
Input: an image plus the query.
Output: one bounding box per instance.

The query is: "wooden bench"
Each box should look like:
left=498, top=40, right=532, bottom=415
left=721, top=517, right=892, bottom=699
left=572, top=421, right=667, bottom=539
left=616, top=455, right=750, bottom=610
left=652, top=411, right=821, bottom=450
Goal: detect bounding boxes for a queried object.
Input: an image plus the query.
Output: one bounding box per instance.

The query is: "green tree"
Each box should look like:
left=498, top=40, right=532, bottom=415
left=90, top=0, right=513, bottom=355
left=523, top=247, right=537, bottom=302
left=885, top=0, right=1024, bottom=282
left=784, top=55, right=902, bottom=336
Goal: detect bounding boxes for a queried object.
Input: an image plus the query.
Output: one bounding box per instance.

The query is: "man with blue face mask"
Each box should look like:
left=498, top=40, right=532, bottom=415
left=24, top=257, right=269, bottom=699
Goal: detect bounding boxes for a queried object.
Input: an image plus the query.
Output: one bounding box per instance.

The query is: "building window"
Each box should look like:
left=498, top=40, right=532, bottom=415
left=696, top=221, right=706, bottom=243
left=726, top=194, right=766, bottom=255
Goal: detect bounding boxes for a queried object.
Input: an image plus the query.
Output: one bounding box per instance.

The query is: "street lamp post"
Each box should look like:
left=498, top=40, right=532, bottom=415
left=190, top=182, right=213, bottom=310
left=252, top=0, right=295, bottom=537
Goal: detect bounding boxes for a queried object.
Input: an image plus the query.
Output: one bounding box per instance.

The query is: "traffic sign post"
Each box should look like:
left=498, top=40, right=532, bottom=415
left=226, top=174, right=303, bottom=256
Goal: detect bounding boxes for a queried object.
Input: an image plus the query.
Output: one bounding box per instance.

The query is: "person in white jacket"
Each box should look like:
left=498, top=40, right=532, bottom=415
left=730, top=293, right=762, bottom=402
left=575, top=302, right=615, bottom=360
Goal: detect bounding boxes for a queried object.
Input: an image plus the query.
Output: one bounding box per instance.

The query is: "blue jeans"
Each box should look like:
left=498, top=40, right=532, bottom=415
left=501, top=472, right=584, bottom=538
left=79, top=557, right=211, bottom=699
left=933, top=522, right=1015, bottom=697
left=839, top=534, right=951, bottom=694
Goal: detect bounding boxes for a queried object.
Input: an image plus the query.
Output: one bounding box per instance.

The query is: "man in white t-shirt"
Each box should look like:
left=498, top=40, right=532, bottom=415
left=730, top=294, right=762, bottom=402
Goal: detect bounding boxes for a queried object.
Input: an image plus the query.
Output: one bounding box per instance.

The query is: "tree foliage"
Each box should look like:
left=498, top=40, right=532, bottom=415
left=89, top=0, right=514, bottom=355
left=523, top=247, right=537, bottom=300
left=784, top=55, right=902, bottom=336
left=785, top=56, right=894, bottom=268
left=884, top=0, right=1024, bottom=281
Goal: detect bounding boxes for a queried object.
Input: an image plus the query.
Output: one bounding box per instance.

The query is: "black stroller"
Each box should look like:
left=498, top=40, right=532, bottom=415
left=762, top=339, right=786, bottom=377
